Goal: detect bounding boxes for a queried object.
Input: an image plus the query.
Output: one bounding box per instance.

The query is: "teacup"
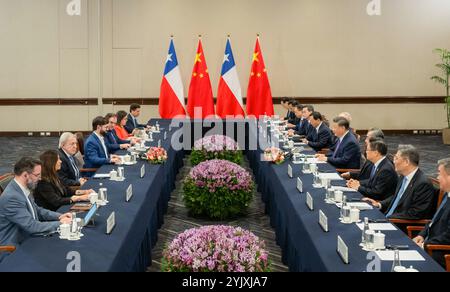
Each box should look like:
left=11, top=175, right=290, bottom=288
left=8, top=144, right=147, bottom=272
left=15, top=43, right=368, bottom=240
left=58, top=224, right=71, bottom=239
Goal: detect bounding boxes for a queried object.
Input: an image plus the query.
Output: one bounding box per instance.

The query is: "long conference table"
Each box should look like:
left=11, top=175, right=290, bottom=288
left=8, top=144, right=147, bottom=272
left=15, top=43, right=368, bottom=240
left=0, top=119, right=183, bottom=272
left=0, top=119, right=445, bottom=272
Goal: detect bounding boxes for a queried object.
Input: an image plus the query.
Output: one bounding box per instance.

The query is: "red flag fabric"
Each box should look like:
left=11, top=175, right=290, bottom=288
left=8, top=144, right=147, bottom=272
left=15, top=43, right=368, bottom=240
left=246, top=37, right=274, bottom=118
left=187, top=39, right=215, bottom=118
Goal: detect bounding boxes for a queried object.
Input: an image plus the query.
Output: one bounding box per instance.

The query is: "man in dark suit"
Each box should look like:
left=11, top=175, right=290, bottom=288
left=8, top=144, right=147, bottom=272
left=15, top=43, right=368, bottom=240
left=280, top=97, right=291, bottom=121
left=347, top=140, right=397, bottom=201
left=364, top=145, right=436, bottom=220
left=413, top=158, right=450, bottom=268
left=124, top=103, right=148, bottom=134
left=84, top=116, right=122, bottom=170
left=104, top=113, right=132, bottom=153
left=57, top=132, right=86, bottom=187
left=301, top=112, right=332, bottom=151
left=316, top=116, right=361, bottom=169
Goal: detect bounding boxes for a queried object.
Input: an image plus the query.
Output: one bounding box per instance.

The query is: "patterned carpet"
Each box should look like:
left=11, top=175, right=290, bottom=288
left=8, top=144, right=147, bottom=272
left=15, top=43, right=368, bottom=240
left=0, top=134, right=448, bottom=272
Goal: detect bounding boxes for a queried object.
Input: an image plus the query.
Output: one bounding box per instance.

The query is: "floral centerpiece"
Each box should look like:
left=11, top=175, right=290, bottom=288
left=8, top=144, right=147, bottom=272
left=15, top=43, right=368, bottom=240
left=145, top=147, right=167, bottom=164
left=183, top=159, right=254, bottom=220
left=263, top=147, right=285, bottom=164
left=191, top=135, right=242, bottom=166
left=162, top=225, right=271, bottom=272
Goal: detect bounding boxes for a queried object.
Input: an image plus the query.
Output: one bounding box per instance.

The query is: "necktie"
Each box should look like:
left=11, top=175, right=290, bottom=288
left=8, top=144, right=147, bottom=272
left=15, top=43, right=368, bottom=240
left=133, top=117, right=137, bottom=127
left=332, top=139, right=342, bottom=159
left=27, top=194, right=37, bottom=220
left=370, top=165, right=377, bottom=179
left=109, top=131, right=117, bottom=144
left=99, top=137, right=109, bottom=159
left=69, top=155, right=80, bottom=181
left=429, top=194, right=448, bottom=229
left=386, top=177, right=409, bottom=217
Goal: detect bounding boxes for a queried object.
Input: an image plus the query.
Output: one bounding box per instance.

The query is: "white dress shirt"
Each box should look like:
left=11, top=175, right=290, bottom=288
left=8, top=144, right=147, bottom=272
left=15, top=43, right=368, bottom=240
left=14, top=178, right=37, bottom=220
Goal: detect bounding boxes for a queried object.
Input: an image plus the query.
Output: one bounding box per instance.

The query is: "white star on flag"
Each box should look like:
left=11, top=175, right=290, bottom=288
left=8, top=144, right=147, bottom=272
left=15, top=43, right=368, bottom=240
left=223, top=54, right=230, bottom=64
left=166, top=53, right=173, bottom=63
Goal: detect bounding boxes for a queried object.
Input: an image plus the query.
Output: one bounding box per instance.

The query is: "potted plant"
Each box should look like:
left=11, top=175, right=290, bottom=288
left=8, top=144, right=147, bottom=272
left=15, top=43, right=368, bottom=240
left=431, top=48, right=450, bottom=144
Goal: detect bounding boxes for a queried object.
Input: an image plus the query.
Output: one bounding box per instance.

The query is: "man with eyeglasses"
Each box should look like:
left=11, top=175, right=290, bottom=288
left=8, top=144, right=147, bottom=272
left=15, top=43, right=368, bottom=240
left=104, top=113, right=132, bottom=153
left=0, top=157, right=72, bottom=255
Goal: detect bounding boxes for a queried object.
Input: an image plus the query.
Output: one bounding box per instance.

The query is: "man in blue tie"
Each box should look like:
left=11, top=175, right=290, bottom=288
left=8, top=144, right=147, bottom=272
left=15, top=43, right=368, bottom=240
left=124, top=104, right=149, bottom=134
left=84, top=116, right=122, bottom=170
left=346, top=140, right=397, bottom=200
left=315, top=116, right=361, bottom=169
left=104, top=113, right=132, bottom=153
left=364, top=145, right=435, bottom=220
left=57, top=132, right=87, bottom=187
left=0, top=158, right=72, bottom=255
left=413, top=158, right=450, bottom=268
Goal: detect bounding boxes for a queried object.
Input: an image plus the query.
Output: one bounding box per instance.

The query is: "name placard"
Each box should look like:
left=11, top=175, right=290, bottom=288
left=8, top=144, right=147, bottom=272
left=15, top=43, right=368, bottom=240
left=140, top=164, right=145, bottom=178
left=337, top=235, right=349, bottom=264
left=306, top=192, right=314, bottom=211
left=288, top=164, right=293, bottom=178
left=297, top=178, right=303, bottom=193
left=319, top=210, right=329, bottom=232
left=106, top=212, right=116, bottom=235
left=126, top=184, right=133, bottom=202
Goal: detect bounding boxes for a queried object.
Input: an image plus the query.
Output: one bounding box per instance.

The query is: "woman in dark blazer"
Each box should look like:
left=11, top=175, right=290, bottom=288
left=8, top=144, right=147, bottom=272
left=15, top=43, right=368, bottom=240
left=34, top=150, right=93, bottom=212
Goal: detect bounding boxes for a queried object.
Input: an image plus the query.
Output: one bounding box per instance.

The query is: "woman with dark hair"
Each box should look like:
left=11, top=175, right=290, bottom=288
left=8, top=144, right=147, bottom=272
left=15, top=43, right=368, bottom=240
left=34, top=150, right=93, bottom=211
left=114, top=110, right=135, bottom=140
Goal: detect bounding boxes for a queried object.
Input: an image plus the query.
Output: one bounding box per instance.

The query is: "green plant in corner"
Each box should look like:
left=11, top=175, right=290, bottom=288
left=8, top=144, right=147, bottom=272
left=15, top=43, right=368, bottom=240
left=431, top=48, right=450, bottom=129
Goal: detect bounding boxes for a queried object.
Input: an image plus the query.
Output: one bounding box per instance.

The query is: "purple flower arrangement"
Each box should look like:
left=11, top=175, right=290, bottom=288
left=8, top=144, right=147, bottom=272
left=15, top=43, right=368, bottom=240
left=162, top=225, right=271, bottom=272
left=183, top=159, right=254, bottom=219
left=191, top=135, right=242, bottom=165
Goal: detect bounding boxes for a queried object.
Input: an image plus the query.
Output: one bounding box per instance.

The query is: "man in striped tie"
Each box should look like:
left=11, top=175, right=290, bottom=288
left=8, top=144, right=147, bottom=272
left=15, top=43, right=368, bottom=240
left=413, top=158, right=450, bottom=268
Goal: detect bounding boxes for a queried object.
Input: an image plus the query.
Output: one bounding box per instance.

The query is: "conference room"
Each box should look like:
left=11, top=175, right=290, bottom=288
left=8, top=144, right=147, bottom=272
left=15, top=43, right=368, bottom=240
left=0, top=0, right=450, bottom=276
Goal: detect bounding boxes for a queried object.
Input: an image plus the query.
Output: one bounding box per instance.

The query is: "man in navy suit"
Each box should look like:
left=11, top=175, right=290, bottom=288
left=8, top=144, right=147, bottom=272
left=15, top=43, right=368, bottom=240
left=57, top=132, right=87, bottom=187
left=347, top=140, right=398, bottom=200
left=316, top=116, right=361, bottom=169
left=84, top=116, right=121, bottom=170
left=301, top=112, right=333, bottom=151
left=124, top=103, right=148, bottom=134
left=0, top=158, right=72, bottom=254
left=364, top=145, right=436, bottom=220
left=413, top=158, right=450, bottom=268
left=104, top=113, right=132, bottom=153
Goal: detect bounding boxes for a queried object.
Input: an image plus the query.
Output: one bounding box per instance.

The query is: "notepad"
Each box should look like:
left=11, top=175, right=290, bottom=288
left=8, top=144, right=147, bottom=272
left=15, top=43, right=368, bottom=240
left=319, top=173, right=344, bottom=181
left=375, top=250, right=425, bottom=261
left=356, top=223, right=397, bottom=231
left=93, top=173, right=110, bottom=179
left=332, top=186, right=358, bottom=193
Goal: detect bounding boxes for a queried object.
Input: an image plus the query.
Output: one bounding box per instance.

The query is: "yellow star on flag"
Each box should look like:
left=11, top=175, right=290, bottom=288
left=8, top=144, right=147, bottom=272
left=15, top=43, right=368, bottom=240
left=252, top=52, right=259, bottom=63
left=195, top=53, right=202, bottom=64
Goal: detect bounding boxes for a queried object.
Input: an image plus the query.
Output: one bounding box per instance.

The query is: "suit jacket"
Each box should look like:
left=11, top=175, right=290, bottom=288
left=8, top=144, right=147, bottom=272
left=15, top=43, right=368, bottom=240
left=350, top=160, right=374, bottom=181
left=294, top=119, right=312, bottom=136
left=306, top=123, right=333, bottom=151
left=0, top=180, right=61, bottom=246
left=34, top=180, right=75, bottom=212
left=57, top=148, right=80, bottom=187
left=104, top=130, right=129, bottom=153
left=357, top=158, right=398, bottom=201
left=326, top=132, right=361, bottom=169
left=287, top=111, right=297, bottom=124
left=381, top=169, right=436, bottom=220
left=83, top=133, right=111, bottom=169
left=419, top=194, right=450, bottom=267
left=124, top=113, right=146, bottom=134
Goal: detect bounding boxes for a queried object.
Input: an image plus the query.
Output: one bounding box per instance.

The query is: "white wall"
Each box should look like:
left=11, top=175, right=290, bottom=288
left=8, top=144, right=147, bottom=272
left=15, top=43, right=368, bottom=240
left=0, top=0, right=450, bottom=131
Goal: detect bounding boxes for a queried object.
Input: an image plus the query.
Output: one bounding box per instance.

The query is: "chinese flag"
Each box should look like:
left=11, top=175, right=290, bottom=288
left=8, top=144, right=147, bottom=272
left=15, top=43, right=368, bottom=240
left=246, top=37, right=274, bottom=118
left=187, top=39, right=215, bottom=118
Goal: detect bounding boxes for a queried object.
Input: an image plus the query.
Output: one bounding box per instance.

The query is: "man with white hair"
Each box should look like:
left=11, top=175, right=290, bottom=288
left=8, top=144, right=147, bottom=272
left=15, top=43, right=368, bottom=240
left=413, top=158, right=450, bottom=268
left=57, top=132, right=86, bottom=187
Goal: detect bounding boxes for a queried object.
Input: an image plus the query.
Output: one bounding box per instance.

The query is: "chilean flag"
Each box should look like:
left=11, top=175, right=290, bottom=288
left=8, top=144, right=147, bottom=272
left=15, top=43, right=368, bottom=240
left=216, top=38, right=245, bottom=118
left=159, top=39, right=186, bottom=118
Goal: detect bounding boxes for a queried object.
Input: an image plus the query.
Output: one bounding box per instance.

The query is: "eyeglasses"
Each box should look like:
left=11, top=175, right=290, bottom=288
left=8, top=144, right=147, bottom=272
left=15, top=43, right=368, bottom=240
left=28, top=172, right=41, bottom=179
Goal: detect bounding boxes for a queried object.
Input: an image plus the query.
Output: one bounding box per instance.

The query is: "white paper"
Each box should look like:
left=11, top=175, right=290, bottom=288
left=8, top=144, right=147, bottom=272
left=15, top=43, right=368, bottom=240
left=375, top=251, right=425, bottom=262
left=319, top=173, right=344, bottom=181
left=332, top=186, right=358, bottom=193
left=306, top=158, right=327, bottom=164
left=346, top=202, right=373, bottom=210
left=93, top=174, right=110, bottom=178
left=356, top=223, right=397, bottom=231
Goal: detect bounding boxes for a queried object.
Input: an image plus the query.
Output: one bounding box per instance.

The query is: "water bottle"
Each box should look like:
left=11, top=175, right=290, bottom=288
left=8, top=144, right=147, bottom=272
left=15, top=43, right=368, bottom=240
left=70, top=212, right=77, bottom=234
left=391, top=249, right=403, bottom=272
left=156, top=121, right=160, bottom=131
left=340, top=195, right=347, bottom=219
left=362, top=217, right=370, bottom=246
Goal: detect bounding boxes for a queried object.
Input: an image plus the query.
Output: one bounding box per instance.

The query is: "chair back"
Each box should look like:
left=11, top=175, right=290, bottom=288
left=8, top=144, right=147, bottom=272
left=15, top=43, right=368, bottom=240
left=0, top=173, right=14, bottom=196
